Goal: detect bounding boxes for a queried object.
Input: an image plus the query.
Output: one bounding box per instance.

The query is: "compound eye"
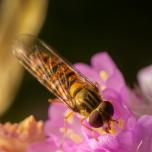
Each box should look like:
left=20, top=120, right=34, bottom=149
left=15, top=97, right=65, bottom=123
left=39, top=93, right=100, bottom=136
left=88, top=110, right=103, bottom=128
left=99, top=101, right=114, bottom=120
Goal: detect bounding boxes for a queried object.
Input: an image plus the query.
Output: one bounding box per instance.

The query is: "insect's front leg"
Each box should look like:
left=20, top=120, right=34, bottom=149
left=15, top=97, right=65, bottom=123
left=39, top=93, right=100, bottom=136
left=103, top=119, right=118, bottom=133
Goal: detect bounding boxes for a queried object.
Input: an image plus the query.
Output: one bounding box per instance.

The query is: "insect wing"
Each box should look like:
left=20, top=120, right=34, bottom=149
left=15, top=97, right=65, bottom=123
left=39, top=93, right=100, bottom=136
left=12, top=35, right=96, bottom=109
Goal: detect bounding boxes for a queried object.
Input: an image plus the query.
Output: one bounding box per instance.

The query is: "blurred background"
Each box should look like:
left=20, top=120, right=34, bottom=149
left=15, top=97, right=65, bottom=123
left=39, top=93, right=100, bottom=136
left=0, top=0, right=152, bottom=122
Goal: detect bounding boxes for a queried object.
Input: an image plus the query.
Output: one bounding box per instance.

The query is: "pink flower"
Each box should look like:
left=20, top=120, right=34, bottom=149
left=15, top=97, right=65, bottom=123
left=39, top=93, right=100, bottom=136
left=0, top=115, right=45, bottom=152
left=138, top=65, right=152, bottom=102
left=29, top=104, right=152, bottom=152
left=131, top=65, right=152, bottom=116
left=28, top=52, right=152, bottom=152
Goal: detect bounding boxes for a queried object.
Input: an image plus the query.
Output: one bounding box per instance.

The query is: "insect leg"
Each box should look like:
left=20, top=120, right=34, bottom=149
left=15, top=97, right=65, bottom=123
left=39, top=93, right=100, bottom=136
left=104, top=122, right=111, bottom=133
left=111, top=118, right=119, bottom=125
left=103, top=118, right=119, bottom=133
left=64, top=111, right=74, bottom=133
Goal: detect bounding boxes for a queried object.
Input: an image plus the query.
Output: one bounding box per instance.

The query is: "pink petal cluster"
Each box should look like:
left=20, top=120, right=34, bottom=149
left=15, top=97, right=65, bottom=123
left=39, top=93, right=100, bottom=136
left=28, top=52, right=152, bottom=152
left=0, top=115, right=45, bottom=152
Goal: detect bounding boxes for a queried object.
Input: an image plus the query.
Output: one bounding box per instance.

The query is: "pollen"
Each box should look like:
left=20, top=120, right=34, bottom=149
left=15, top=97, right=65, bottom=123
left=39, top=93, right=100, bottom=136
left=69, top=131, right=83, bottom=143
left=99, top=70, right=109, bottom=81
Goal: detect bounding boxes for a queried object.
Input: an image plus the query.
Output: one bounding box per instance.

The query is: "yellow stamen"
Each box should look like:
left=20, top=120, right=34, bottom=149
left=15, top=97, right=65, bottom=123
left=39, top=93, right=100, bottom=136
left=69, top=132, right=83, bottom=143
left=64, top=111, right=74, bottom=124
left=99, top=70, right=109, bottom=81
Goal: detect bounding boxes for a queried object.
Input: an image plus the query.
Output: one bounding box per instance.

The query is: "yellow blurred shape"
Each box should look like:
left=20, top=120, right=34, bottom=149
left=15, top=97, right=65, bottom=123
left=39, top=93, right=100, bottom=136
left=0, top=0, right=48, bottom=116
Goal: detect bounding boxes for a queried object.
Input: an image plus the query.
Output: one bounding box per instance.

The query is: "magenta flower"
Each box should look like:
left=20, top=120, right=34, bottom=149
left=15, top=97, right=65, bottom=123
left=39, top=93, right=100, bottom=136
left=28, top=52, right=152, bottom=152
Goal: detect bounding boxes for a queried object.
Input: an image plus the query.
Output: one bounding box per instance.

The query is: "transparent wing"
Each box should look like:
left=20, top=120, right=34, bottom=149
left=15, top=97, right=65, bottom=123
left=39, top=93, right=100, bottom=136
left=12, top=35, right=97, bottom=109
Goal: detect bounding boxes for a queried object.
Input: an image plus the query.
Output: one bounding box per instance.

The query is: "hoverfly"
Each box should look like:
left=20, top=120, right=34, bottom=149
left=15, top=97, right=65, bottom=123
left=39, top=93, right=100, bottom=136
left=12, top=35, right=114, bottom=129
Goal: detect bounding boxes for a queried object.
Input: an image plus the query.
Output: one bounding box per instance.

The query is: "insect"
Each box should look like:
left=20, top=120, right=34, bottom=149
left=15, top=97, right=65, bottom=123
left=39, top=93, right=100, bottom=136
left=12, top=35, right=114, bottom=129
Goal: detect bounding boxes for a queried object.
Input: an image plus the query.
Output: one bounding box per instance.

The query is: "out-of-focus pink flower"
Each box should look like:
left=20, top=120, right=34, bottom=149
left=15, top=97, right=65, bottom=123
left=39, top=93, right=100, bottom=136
left=131, top=65, right=152, bottom=116
left=138, top=65, right=152, bottom=103
left=0, top=115, right=45, bottom=152
left=28, top=52, right=152, bottom=152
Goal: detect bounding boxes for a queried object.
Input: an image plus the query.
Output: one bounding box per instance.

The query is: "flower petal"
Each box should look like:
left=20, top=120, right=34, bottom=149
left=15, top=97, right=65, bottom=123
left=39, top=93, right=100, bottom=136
left=135, top=115, right=152, bottom=152
left=137, top=65, right=152, bottom=102
left=45, top=103, right=84, bottom=147
left=28, top=139, right=58, bottom=152
left=91, top=52, right=116, bottom=75
left=74, top=63, right=101, bottom=84
left=91, top=52, right=127, bottom=95
left=45, top=102, right=67, bottom=145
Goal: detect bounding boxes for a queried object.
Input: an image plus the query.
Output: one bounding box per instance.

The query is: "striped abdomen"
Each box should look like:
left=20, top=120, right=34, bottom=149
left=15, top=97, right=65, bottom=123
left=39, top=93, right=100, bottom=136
left=69, top=82, right=102, bottom=116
